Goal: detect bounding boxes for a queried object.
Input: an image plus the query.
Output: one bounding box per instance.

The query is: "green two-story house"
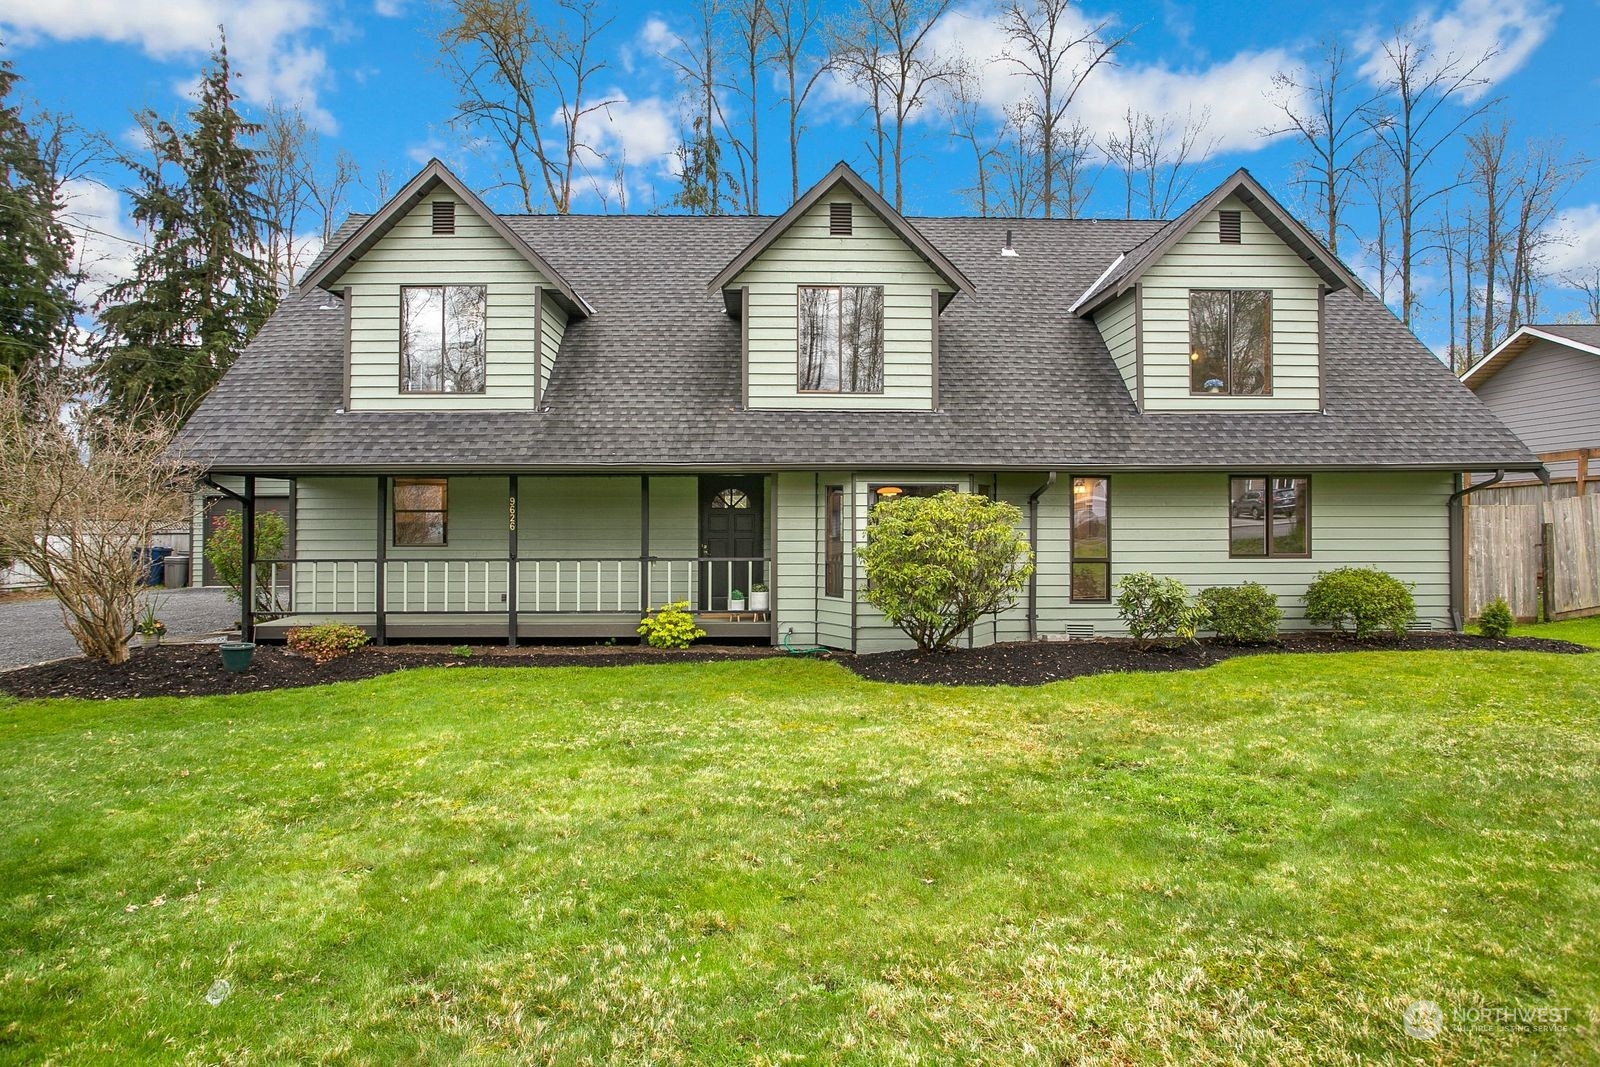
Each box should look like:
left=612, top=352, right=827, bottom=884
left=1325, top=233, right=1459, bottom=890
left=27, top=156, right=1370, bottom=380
left=176, top=159, right=1539, bottom=651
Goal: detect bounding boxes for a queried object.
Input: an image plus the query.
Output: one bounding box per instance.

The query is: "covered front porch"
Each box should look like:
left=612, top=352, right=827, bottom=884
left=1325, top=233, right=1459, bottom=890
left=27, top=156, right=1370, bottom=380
left=228, top=472, right=773, bottom=644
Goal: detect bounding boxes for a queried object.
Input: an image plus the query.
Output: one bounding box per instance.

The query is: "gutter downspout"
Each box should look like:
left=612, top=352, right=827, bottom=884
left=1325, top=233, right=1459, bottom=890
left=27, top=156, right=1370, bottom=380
left=1448, top=468, right=1548, bottom=630
left=1027, top=471, right=1057, bottom=640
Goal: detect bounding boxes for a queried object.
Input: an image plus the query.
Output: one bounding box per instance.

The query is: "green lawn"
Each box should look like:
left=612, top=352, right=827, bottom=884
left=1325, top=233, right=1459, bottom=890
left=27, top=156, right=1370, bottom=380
left=3, top=649, right=1599, bottom=1064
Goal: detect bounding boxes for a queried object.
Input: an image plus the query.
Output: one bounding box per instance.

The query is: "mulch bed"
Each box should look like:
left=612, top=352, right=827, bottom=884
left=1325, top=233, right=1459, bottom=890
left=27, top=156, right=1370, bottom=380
left=0, top=642, right=780, bottom=701
left=843, top=631, right=1595, bottom=687
left=1, top=632, right=1590, bottom=700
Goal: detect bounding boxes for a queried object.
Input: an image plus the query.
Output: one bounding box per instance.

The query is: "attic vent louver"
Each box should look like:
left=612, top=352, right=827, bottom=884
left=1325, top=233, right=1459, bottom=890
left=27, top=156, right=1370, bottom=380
left=829, top=201, right=852, bottom=236
left=432, top=200, right=456, bottom=235
left=1219, top=209, right=1242, bottom=244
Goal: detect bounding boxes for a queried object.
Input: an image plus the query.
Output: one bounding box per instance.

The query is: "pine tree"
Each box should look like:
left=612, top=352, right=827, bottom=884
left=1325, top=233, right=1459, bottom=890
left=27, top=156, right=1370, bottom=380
left=94, top=35, right=276, bottom=421
left=0, top=54, right=77, bottom=391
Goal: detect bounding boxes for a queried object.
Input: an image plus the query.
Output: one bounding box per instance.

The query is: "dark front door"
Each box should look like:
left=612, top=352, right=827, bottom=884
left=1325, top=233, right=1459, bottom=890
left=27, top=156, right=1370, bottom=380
left=699, top=476, right=764, bottom=610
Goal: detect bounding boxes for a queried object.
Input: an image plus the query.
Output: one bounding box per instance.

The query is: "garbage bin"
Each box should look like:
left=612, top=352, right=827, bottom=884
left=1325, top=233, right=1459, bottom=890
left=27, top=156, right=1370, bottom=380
left=133, top=546, right=174, bottom=586
left=163, top=555, right=190, bottom=589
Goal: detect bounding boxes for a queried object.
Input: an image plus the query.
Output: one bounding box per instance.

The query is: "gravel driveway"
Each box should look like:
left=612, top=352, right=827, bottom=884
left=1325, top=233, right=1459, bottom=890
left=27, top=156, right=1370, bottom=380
left=0, top=588, right=239, bottom=670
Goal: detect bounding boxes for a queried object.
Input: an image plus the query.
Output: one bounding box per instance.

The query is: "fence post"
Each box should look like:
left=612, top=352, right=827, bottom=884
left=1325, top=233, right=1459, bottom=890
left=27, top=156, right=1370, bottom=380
left=1541, top=520, right=1555, bottom=622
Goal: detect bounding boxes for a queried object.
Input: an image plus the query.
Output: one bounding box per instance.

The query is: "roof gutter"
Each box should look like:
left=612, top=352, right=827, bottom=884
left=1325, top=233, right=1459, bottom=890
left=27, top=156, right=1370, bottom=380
left=1447, top=466, right=1550, bottom=630
left=1027, top=471, right=1057, bottom=640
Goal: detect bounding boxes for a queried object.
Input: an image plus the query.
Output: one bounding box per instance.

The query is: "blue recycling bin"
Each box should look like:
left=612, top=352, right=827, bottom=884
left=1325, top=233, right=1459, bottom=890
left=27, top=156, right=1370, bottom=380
left=133, top=546, right=174, bottom=586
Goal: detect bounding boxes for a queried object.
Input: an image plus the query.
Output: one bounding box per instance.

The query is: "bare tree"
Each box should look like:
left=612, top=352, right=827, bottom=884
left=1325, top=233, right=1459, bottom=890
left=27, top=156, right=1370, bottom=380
left=1102, top=106, right=1215, bottom=218
left=1355, top=144, right=1401, bottom=306
left=830, top=14, right=891, bottom=195
left=998, top=0, right=1127, bottom=218
left=725, top=0, right=769, bottom=213
left=1562, top=265, right=1600, bottom=322
left=0, top=380, right=200, bottom=664
left=438, top=0, right=615, bottom=213
left=835, top=0, right=963, bottom=211
left=1462, top=119, right=1510, bottom=357
left=666, top=0, right=741, bottom=214
left=1261, top=41, right=1380, bottom=256
left=764, top=0, right=829, bottom=201
left=1361, top=22, right=1497, bottom=325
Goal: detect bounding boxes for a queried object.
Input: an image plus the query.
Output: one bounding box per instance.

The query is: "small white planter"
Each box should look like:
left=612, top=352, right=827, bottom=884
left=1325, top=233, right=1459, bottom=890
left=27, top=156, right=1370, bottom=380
left=138, top=633, right=161, bottom=648
left=729, top=597, right=746, bottom=612
left=748, top=591, right=769, bottom=612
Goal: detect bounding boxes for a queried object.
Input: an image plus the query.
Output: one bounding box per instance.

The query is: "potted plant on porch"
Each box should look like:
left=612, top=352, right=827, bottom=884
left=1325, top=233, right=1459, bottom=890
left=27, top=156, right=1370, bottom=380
left=729, top=588, right=746, bottom=611
left=749, top=583, right=769, bottom=612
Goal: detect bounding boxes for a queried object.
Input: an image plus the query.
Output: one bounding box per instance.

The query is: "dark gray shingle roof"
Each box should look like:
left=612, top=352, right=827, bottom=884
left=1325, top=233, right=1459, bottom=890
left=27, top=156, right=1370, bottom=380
left=176, top=213, right=1537, bottom=472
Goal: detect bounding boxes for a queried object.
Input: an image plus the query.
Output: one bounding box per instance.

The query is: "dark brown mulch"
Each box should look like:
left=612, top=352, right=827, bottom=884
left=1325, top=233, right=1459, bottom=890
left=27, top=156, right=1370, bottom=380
left=843, top=631, right=1595, bottom=687
left=0, top=642, right=779, bottom=701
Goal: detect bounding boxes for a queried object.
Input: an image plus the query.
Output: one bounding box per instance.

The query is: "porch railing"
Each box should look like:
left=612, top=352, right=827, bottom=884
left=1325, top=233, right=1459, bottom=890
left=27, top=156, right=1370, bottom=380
left=252, top=556, right=769, bottom=618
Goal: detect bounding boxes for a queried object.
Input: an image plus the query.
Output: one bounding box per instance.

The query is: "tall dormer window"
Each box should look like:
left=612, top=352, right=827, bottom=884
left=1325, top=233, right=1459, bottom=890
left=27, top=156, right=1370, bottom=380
left=1189, top=289, right=1271, bottom=395
left=401, top=285, right=487, bottom=393
left=431, top=200, right=456, bottom=235
left=798, top=285, right=884, bottom=393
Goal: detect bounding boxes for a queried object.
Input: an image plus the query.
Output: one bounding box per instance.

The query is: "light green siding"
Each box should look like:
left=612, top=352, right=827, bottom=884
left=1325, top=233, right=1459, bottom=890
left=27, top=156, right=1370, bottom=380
left=773, top=472, right=820, bottom=644
left=1092, top=292, right=1139, bottom=403
left=1140, top=196, right=1323, bottom=411
left=341, top=190, right=559, bottom=411
left=539, top=289, right=568, bottom=402
left=734, top=187, right=955, bottom=410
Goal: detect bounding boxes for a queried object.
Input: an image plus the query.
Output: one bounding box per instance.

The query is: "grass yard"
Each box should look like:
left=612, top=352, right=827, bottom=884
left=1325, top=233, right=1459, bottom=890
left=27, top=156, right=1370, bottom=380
left=2, top=647, right=1598, bottom=1064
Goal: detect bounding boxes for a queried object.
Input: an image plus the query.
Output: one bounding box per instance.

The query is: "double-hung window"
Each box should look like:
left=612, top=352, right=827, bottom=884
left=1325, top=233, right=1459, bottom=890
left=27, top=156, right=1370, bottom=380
left=1189, top=289, right=1271, bottom=395
left=393, top=479, right=448, bottom=546
left=798, top=285, right=885, bottom=393
left=402, top=285, right=487, bottom=393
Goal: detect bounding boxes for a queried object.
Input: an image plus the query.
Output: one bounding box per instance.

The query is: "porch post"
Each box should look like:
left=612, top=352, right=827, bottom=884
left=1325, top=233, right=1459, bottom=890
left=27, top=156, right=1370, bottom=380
left=240, top=475, right=255, bottom=642
left=639, top=475, right=651, bottom=614
left=507, top=475, right=519, bottom=647
left=374, top=475, right=388, bottom=646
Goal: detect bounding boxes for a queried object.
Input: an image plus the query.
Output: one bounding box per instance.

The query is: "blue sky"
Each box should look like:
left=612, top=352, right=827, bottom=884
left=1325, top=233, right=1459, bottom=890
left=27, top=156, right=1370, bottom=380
left=4, top=0, right=1599, bottom=349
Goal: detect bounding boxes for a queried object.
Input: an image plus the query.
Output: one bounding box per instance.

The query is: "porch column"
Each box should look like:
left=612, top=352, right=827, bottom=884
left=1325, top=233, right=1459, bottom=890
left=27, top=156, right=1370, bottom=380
left=374, top=475, right=388, bottom=646
left=507, top=475, right=519, bottom=647
left=639, top=475, right=651, bottom=614
left=240, top=475, right=255, bottom=642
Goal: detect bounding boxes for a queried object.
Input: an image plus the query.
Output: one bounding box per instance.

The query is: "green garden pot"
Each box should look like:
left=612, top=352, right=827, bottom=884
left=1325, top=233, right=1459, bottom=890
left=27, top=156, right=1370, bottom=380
left=219, top=642, right=256, bottom=673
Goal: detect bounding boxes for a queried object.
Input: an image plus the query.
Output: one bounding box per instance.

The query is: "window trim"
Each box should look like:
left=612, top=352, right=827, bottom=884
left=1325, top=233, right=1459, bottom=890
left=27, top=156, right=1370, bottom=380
left=393, top=477, right=449, bottom=547
left=796, top=283, right=887, bottom=395
left=1227, top=474, right=1312, bottom=559
left=824, top=485, right=844, bottom=599
left=1070, top=474, right=1112, bottom=603
left=399, top=283, right=489, bottom=395
left=1188, top=288, right=1273, bottom=397
left=867, top=483, right=959, bottom=511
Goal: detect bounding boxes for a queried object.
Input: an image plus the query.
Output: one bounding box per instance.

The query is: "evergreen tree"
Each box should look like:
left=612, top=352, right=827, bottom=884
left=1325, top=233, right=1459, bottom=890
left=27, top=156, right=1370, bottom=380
left=0, top=53, right=77, bottom=391
left=94, top=35, right=276, bottom=421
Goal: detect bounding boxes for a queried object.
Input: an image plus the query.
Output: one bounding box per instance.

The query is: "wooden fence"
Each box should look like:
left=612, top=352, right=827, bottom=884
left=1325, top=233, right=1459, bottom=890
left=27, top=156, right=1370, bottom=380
left=1467, top=494, right=1600, bottom=621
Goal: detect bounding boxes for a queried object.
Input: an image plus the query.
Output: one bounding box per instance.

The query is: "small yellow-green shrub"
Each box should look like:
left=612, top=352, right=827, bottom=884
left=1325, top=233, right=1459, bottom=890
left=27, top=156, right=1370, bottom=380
left=637, top=602, right=706, bottom=649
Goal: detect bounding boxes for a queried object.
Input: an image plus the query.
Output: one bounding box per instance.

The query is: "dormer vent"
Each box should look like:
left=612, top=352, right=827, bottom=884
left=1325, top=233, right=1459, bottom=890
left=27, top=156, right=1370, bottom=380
left=1000, top=228, right=1019, bottom=258
left=829, top=201, right=852, bottom=236
left=1219, top=209, right=1242, bottom=244
left=432, top=200, right=456, bottom=235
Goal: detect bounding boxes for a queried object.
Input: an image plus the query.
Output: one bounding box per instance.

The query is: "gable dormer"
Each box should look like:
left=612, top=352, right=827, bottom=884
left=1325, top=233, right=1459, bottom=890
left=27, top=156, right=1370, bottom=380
left=301, top=160, right=591, bottom=413
left=711, top=162, right=973, bottom=411
left=1073, top=170, right=1361, bottom=413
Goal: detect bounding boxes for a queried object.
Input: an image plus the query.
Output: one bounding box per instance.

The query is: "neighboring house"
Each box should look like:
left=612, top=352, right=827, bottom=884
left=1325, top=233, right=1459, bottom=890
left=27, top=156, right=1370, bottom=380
left=1461, top=324, right=1600, bottom=504
left=174, top=159, right=1537, bottom=651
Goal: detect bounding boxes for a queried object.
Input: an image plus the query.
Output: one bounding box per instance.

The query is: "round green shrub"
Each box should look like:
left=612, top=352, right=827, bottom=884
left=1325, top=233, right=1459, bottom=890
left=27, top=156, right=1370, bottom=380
left=856, top=492, right=1033, bottom=652
left=1478, top=597, right=1514, bottom=639
left=1303, top=567, right=1416, bottom=639
left=1115, top=571, right=1206, bottom=648
left=1197, top=582, right=1282, bottom=643
left=637, top=601, right=706, bottom=649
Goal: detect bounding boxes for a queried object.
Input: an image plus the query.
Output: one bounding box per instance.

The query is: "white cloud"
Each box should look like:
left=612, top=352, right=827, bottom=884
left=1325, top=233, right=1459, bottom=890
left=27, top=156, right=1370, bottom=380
left=1544, top=204, right=1600, bottom=274
left=570, top=92, right=680, bottom=207
left=1357, top=0, right=1557, bottom=102
left=0, top=0, right=337, bottom=130
left=890, top=3, right=1292, bottom=160
left=373, top=0, right=404, bottom=16
left=57, top=178, right=145, bottom=299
